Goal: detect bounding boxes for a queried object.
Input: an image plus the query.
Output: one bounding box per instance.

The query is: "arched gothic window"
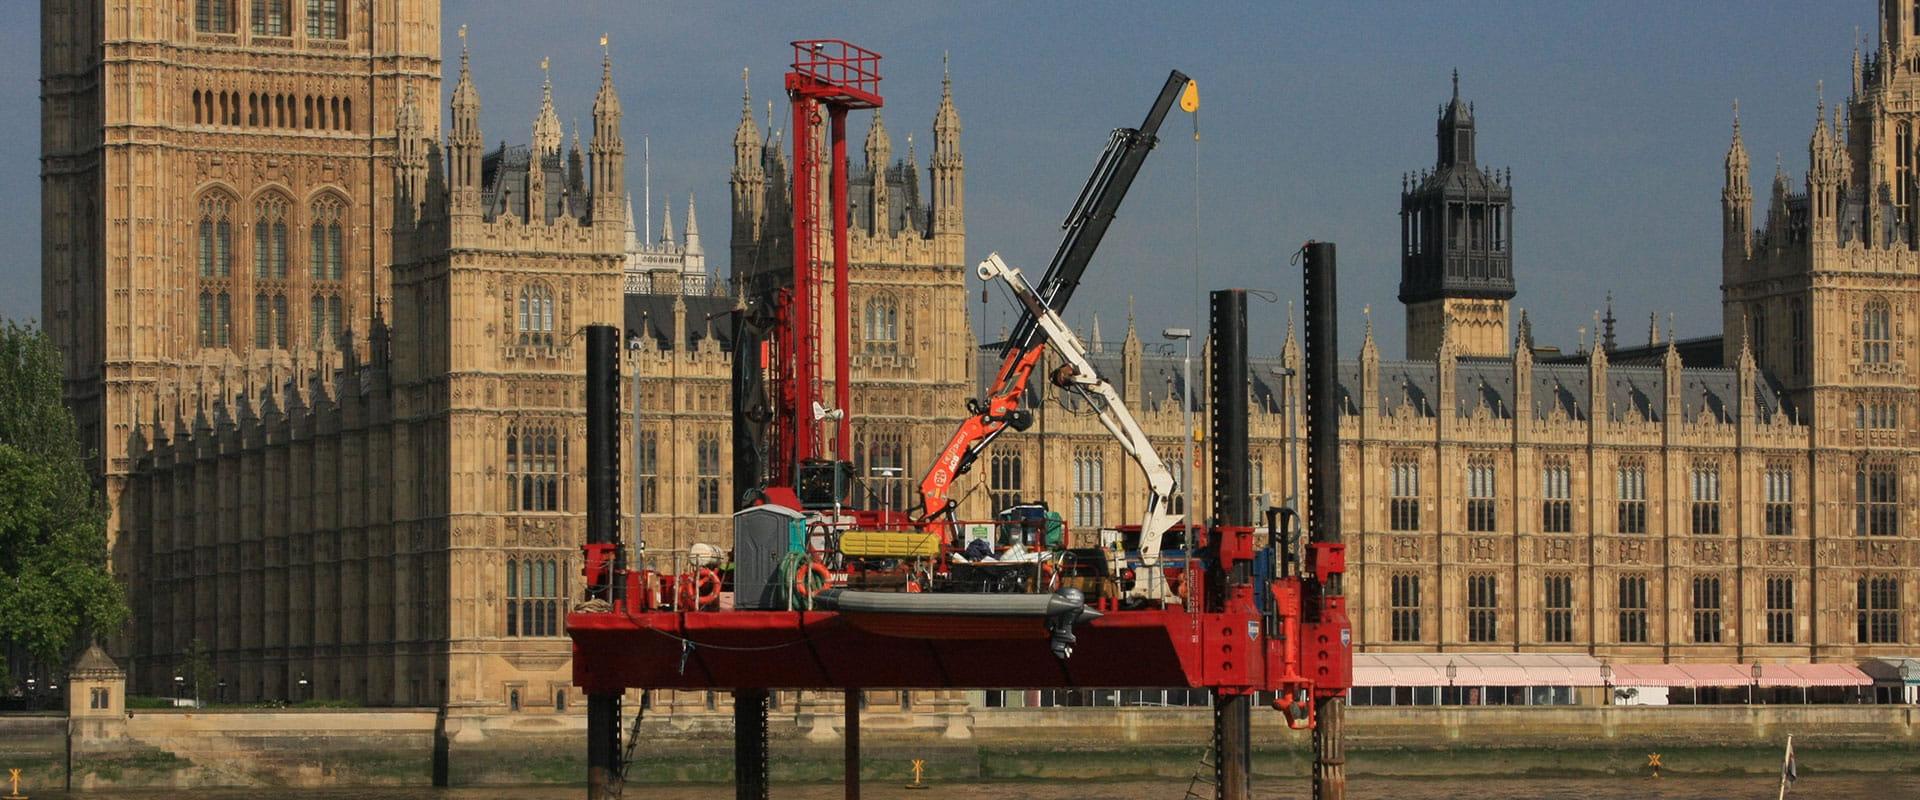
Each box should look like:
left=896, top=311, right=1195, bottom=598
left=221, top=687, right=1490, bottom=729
left=253, top=293, right=288, bottom=349
left=1862, top=300, right=1893, bottom=364
left=251, top=0, right=290, bottom=36
left=309, top=294, right=342, bottom=348
left=507, top=424, right=566, bottom=512
left=863, top=295, right=898, bottom=355
left=194, top=0, right=234, bottom=32
left=1072, top=449, right=1104, bottom=529
left=854, top=429, right=908, bottom=512
left=989, top=455, right=1023, bottom=513
left=253, top=194, right=288, bottom=279
left=309, top=196, right=344, bottom=280
left=505, top=556, right=563, bottom=637
left=198, top=193, right=233, bottom=277
left=518, top=284, right=556, bottom=346
left=697, top=431, right=724, bottom=514
left=305, top=0, right=343, bottom=39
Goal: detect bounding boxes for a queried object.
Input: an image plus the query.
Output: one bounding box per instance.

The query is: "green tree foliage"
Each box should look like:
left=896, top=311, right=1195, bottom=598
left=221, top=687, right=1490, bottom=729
left=0, top=320, right=128, bottom=682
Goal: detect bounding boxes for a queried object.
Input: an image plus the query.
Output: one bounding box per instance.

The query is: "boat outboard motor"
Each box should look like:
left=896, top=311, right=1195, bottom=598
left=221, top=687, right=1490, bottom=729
left=1045, top=587, right=1090, bottom=659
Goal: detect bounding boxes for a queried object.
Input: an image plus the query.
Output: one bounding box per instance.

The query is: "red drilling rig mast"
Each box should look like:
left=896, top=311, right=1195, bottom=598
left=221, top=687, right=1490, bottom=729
left=772, top=40, right=882, bottom=485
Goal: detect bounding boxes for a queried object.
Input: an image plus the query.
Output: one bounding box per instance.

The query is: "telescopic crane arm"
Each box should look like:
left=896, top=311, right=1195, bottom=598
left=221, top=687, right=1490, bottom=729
left=975, top=254, right=1183, bottom=602
left=918, top=69, right=1193, bottom=521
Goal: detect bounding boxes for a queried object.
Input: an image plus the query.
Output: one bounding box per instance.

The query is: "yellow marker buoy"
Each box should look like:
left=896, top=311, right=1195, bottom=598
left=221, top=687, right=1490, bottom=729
left=5, top=767, right=29, bottom=799
left=1646, top=752, right=1663, bottom=778
left=905, top=759, right=929, bottom=790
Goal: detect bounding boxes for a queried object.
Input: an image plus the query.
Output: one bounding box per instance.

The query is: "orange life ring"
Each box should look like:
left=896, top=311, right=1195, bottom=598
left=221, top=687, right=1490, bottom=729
left=679, top=568, right=722, bottom=609
left=795, top=561, right=833, bottom=598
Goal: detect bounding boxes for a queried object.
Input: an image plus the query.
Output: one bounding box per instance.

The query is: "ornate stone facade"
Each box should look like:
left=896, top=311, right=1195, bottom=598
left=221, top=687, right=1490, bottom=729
left=48, top=2, right=1920, bottom=715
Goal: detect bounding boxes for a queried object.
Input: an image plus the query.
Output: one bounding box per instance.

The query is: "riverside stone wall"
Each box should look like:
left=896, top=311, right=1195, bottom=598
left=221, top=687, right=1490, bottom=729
left=3, top=705, right=1917, bottom=789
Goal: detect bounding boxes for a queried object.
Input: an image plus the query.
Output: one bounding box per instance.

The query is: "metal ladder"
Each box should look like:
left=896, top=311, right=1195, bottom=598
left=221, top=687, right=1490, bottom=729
left=617, top=690, right=650, bottom=781
left=1183, top=746, right=1218, bottom=800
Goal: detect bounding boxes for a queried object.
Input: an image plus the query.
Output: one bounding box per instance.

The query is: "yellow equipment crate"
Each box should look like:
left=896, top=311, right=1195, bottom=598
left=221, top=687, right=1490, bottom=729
left=837, top=530, right=944, bottom=558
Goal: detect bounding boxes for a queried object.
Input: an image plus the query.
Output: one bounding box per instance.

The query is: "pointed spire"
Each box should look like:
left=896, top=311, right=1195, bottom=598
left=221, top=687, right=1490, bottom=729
left=590, top=35, right=625, bottom=221
left=684, top=193, right=703, bottom=256
left=660, top=198, right=676, bottom=245
left=931, top=63, right=964, bottom=237
left=448, top=23, right=484, bottom=207
left=1515, top=308, right=1534, bottom=350
left=533, top=56, right=562, bottom=155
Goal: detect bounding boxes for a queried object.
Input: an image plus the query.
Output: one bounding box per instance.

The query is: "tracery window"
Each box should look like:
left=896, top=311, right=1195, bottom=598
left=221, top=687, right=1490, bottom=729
left=1765, top=462, right=1793, bottom=536
left=507, top=424, right=564, bottom=512
left=1691, top=574, right=1723, bottom=643
left=1617, top=574, right=1649, bottom=644
left=1072, top=448, right=1105, bottom=530
left=195, top=0, right=234, bottom=32
left=1689, top=462, right=1721, bottom=535
left=697, top=431, right=723, bottom=514
left=1766, top=576, right=1795, bottom=644
left=1466, top=573, right=1497, bottom=643
left=1465, top=455, right=1496, bottom=532
left=1790, top=299, right=1807, bottom=375
left=309, top=196, right=344, bottom=281
left=505, top=557, right=563, bottom=637
left=1615, top=457, right=1647, bottom=534
left=199, top=289, right=233, bottom=345
left=1540, top=457, right=1572, bottom=533
left=1543, top=573, right=1574, bottom=644
left=863, top=295, right=898, bottom=355
left=254, top=194, right=288, bottom=279
left=198, top=193, right=233, bottom=277
left=310, top=294, right=341, bottom=349
left=254, top=293, right=288, bottom=349
left=251, top=0, right=289, bottom=36
left=1862, top=299, right=1892, bottom=364
left=989, top=455, right=1023, bottom=513
left=198, top=291, right=231, bottom=348
left=1859, top=575, right=1901, bottom=644
left=1390, top=573, right=1421, bottom=643
left=856, top=429, right=908, bottom=513
left=518, top=284, right=556, bottom=346
left=636, top=430, right=658, bottom=513
left=305, top=0, right=343, bottom=39
left=1389, top=455, right=1420, bottom=531
left=1856, top=462, right=1899, bottom=537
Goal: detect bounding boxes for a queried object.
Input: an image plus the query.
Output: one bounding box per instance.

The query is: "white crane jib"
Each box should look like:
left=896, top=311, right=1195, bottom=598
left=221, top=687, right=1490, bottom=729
left=975, top=253, right=1182, bottom=603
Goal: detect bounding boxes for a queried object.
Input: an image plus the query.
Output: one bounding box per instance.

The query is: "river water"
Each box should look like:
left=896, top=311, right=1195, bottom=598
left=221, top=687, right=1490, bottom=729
left=23, top=775, right=1920, bottom=800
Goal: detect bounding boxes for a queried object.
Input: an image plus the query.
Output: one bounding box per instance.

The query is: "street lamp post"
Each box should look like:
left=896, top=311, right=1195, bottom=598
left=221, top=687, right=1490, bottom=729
left=873, top=466, right=902, bottom=514
left=1272, top=366, right=1300, bottom=561
left=1162, top=328, right=1193, bottom=543
left=1445, top=660, right=1458, bottom=706
left=173, top=675, right=184, bottom=707
left=297, top=673, right=310, bottom=704
left=218, top=678, right=227, bottom=704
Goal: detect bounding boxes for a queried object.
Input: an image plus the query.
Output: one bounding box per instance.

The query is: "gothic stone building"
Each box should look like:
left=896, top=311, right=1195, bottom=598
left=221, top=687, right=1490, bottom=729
left=42, top=0, right=1920, bottom=713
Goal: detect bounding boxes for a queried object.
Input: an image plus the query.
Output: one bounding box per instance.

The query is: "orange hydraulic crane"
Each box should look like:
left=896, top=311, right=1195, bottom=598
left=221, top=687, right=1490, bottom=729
left=917, top=70, right=1191, bottom=521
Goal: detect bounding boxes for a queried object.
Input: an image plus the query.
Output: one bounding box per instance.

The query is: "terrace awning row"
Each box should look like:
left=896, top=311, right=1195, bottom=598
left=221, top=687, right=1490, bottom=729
left=1354, top=653, right=1872, bottom=688
left=1608, top=662, right=1869, bottom=688
left=1354, top=653, right=1605, bottom=687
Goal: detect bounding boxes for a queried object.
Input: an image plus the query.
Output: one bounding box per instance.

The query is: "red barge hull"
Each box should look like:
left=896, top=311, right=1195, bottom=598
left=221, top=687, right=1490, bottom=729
left=568, top=608, right=1203, bottom=692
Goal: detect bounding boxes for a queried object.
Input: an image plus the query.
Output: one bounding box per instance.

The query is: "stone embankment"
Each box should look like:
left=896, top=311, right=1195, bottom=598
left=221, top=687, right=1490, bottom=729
left=1, top=705, right=1915, bottom=788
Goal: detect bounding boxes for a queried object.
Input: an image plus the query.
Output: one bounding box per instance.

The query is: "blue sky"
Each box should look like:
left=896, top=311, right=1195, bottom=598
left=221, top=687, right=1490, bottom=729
left=0, top=2, right=1871, bottom=359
